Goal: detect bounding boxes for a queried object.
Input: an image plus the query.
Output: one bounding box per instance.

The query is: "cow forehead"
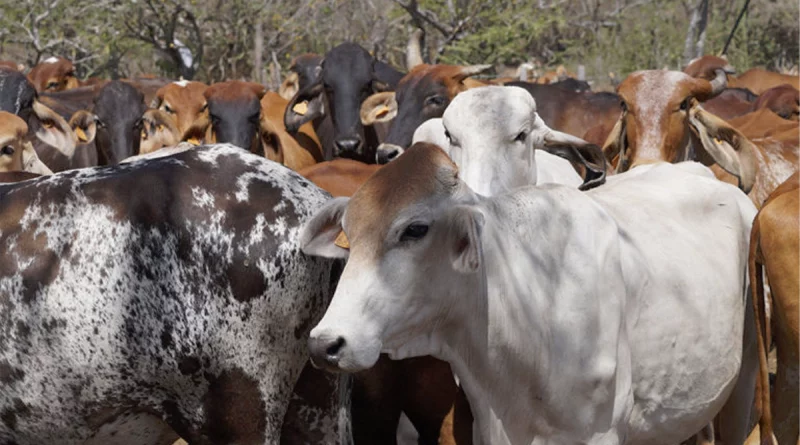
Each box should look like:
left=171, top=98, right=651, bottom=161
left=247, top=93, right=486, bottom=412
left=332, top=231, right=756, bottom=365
left=205, top=82, right=262, bottom=103
left=444, top=86, right=535, bottom=134
left=345, top=143, right=458, bottom=243
left=160, top=82, right=207, bottom=106
left=397, top=65, right=464, bottom=98
left=0, top=112, right=28, bottom=141
left=620, top=71, right=693, bottom=114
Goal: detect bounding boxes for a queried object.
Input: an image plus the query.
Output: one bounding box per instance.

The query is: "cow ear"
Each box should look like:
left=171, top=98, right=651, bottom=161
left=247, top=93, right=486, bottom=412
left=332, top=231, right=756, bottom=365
left=448, top=206, right=484, bottom=274
left=602, top=115, right=627, bottom=173
left=688, top=106, right=757, bottom=193
left=139, top=109, right=179, bottom=154
left=300, top=197, right=351, bottom=259
left=361, top=92, right=398, bottom=125
left=285, top=83, right=325, bottom=133
left=30, top=99, right=76, bottom=158
left=68, top=110, right=98, bottom=145
left=453, top=64, right=493, bottom=83
left=21, top=141, right=53, bottom=175
left=542, top=127, right=607, bottom=191
left=279, top=72, right=300, bottom=101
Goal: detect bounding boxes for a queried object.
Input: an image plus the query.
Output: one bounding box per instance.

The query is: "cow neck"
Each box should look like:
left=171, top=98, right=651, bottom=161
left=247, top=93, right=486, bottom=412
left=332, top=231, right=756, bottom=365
left=437, top=201, right=552, bottom=444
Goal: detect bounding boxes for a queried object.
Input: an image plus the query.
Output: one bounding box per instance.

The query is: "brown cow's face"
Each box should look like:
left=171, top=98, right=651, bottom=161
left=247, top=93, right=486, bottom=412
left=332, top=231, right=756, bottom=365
left=615, top=71, right=697, bottom=168
left=204, top=81, right=265, bottom=152
left=0, top=111, right=53, bottom=174
left=605, top=69, right=758, bottom=193
left=28, top=57, right=79, bottom=92
left=153, top=81, right=208, bottom=140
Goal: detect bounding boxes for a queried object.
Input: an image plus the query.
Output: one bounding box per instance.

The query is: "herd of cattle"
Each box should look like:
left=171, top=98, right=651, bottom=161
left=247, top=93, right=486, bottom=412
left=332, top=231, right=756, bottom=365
left=0, top=41, right=797, bottom=445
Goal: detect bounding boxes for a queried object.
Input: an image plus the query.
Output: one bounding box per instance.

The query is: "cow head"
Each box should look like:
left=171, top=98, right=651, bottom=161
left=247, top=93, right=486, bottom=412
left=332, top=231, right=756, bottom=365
left=284, top=42, right=403, bottom=160
left=752, top=84, right=799, bottom=120
left=366, top=63, right=493, bottom=164
left=93, top=80, right=147, bottom=165
left=138, top=109, right=180, bottom=154
left=27, top=56, right=80, bottom=92
left=0, top=68, right=78, bottom=158
left=604, top=69, right=757, bottom=192
left=440, top=86, right=605, bottom=195
left=0, top=111, right=54, bottom=175
left=301, top=143, right=476, bottom=371
left=152, top=80, right=209, bottom=141
left=682, top=55, right=736, bottom=81
left=204, top=81, right=266, bottom=152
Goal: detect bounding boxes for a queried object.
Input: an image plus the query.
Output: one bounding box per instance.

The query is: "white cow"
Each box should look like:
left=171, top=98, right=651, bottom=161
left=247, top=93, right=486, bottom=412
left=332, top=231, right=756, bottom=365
left=301, top=143, right=757, bottom=445
left=412, top=86, right=606, bottom=195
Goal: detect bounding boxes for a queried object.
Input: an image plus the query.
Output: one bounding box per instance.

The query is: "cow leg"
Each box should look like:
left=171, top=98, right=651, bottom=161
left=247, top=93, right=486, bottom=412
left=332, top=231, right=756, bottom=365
left=771, top=302, right=799, bottom=445
left=351, top=354, right=402, bottom=445
left=281, top=361, right=353, bottom=445
left=438, top=385, right=474, bottom=445
left=717, top=290, right=758, bottom=445
left=399, top=356, right=460, bottom=445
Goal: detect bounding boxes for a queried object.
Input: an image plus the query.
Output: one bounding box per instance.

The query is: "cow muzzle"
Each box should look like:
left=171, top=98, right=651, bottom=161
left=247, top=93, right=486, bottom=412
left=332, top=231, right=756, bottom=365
left=333, top=136, right=362, bottom=158
left=308, top=334, right=346, bottom=372
left=376, top=143, right=404, bottom=164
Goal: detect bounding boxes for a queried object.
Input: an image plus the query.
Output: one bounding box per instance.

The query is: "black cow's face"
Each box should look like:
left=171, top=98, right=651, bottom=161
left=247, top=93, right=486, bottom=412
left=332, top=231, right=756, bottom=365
left=284, top=42, right=403, bottom=162
left=204, top=81, right=266, bottom=153
left=94, top=81, right=146, bottom=165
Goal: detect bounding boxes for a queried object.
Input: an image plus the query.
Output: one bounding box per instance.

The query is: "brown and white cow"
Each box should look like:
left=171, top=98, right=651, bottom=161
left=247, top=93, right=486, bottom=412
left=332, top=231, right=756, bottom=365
left=749, top=171, right=799, bottom=445
left=0, top=111, right=53, bottom=175
left=604, top=69, right=798, bottom=207
left=27, top=56, right=80, bottom=92
left=0, top=143, right=351, bottom=445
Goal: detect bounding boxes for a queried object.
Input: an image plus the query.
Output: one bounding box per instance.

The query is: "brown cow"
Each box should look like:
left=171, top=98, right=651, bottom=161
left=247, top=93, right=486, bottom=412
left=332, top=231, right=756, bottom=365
left=0, top=111, right=54, bottom=174
left=361, top=63, right=494, bottom=163
left=751, top=84, right=799, bottom=120
left=605, top=69, right=798, bottom=208
left=299, top=158, right=380, bottom=197
left=698, top=87, right=758, bottom=121
left=684, top=55, right=799, bottom=95
left=260, top=91, right=322, bottom=171
left=151, top=80, right=208, bottom=141
left=0, top=60, right=24, bottom=72
left=749, top=172, right=799, bottom=445
left=27, top=56, right=80, bottom=92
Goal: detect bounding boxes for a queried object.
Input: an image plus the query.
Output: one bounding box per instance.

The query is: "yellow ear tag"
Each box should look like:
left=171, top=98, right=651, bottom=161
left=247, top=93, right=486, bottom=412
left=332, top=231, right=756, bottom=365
left=334, top=231, right=350, bottom=249
left=75, top=127, right=88, bottom=142
left=292, top=101, right=308, bottom=116
left=187, top=137, right=201, bottom=146
left=375, top=105, right=390, bottom=119
left=157, top=124, right=165, bottom=132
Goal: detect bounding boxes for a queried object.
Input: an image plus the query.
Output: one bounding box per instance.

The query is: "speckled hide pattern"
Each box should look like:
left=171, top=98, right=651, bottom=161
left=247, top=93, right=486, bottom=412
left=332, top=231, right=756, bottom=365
left=0, top=143, right=351, bottom=445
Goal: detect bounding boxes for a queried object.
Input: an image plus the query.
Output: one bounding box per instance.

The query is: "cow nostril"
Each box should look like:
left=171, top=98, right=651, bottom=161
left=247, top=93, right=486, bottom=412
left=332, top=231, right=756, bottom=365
left=334, top=138, right=361, bottom=154
left=326, top=336, right=345, bottom=357
left=386, top=149, right=400, bottom=161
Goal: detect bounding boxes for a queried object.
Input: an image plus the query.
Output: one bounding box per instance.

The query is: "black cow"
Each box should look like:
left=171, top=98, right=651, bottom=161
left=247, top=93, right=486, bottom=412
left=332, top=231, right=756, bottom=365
left=93, top=80, right=148, bottom=165
left=0, top=144, right=351, bottom=444
left=284, top=42, right=403, bottom=163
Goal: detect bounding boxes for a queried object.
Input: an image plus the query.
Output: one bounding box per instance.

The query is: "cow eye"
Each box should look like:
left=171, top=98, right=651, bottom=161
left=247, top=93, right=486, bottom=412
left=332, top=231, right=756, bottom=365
left=620, top=101, right=628, bottom=112
left=444, top=130, right=451, bottom=143
left=425, top=95, right=447, bottom=107
left=1, top=145, right=14, bottom=156
left=164, top=105, right=174, bottom=114
left=210, top=114, right=220, bottom=125
left=200, top=103, right=208, bottom=112
left=46, top=81, right=60, bottom=90
left=680, top=99, right=690, bottom=111
left=249, top=112, right=260, bottom=124
left=515, top=131, right=527, bottom=142
left=400, top=223, right=429, bottom=242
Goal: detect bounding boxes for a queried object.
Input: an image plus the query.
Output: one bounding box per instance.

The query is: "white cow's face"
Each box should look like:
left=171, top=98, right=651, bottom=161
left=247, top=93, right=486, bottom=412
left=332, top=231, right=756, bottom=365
left=441, top=86, right=547, bottom=196
left=301, top=144, right=483, bottom=372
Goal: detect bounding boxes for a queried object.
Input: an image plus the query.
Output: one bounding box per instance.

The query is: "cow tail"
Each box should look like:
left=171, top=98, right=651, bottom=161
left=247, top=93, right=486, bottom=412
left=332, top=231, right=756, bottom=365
left=748, top=219, right=774, bottom=445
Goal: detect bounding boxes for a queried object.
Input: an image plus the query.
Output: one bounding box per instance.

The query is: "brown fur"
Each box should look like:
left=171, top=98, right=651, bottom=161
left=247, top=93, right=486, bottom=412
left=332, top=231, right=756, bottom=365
left=298, top=159, right=380, bottom=197
left=399, top=64, right=491, bottom=101
left=734, top=69, right=800, bottom=95
left=751, top=84, right=799, bottom=120
left=0, top=112, right=32, bottom=172
left=27, top=56, right=80, bottom=92
left=260, top=91, right=322, bottom=170
left=153, top=81, right=209, bottom=140
left=749, top=172, right=799, bottom=445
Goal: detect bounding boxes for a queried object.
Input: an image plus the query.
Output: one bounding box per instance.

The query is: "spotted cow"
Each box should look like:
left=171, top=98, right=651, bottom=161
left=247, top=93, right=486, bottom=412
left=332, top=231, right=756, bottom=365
left=0, top=144, right=351, bottom=444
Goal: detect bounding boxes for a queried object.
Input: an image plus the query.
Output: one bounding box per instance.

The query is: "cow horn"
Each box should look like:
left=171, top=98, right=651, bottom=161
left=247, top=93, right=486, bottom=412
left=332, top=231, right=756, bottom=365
left=692, top=69, right=728, bottom=101
left=406, top=29, right=424, bottom=69
left=458, top=64, right=494, bottom=79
